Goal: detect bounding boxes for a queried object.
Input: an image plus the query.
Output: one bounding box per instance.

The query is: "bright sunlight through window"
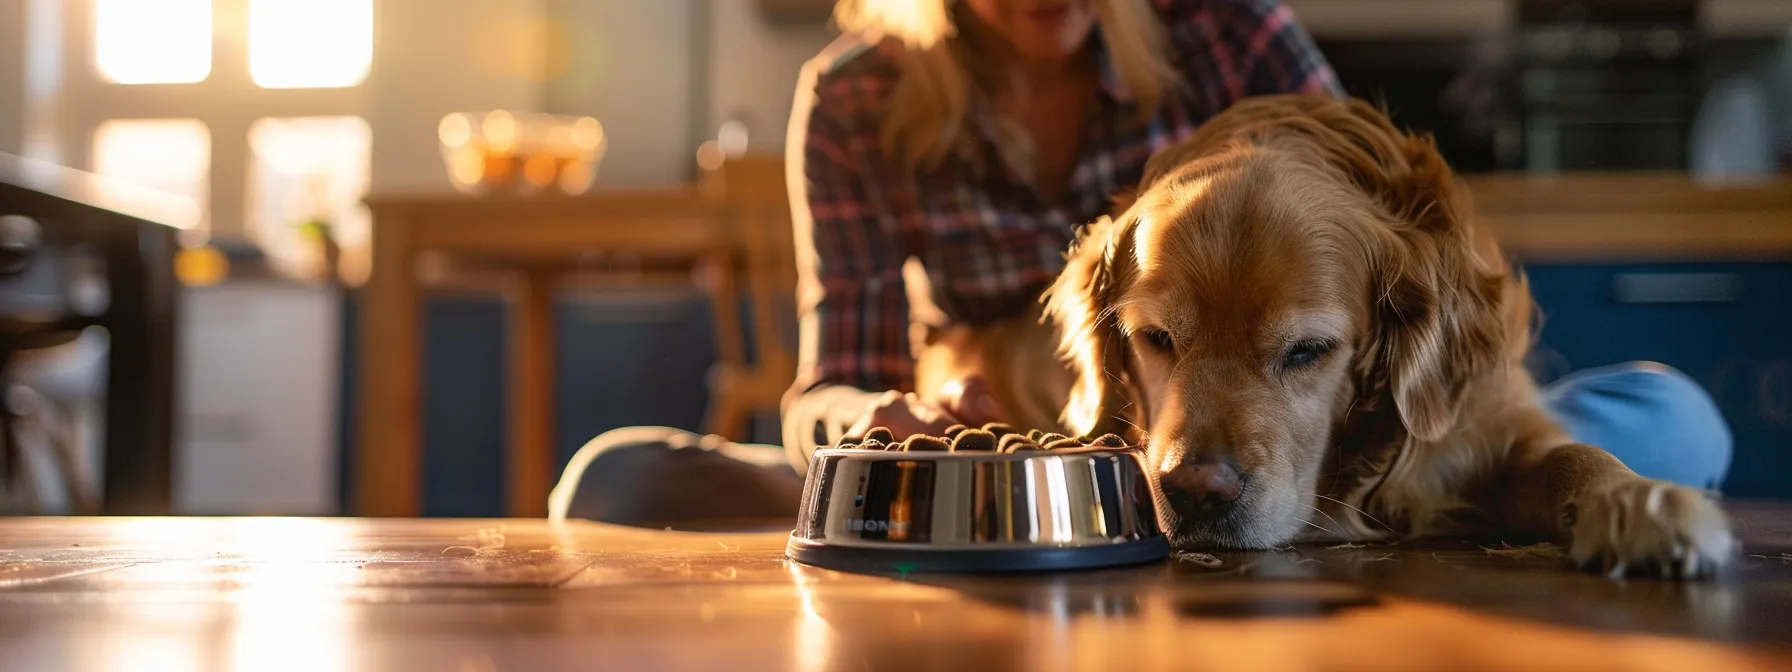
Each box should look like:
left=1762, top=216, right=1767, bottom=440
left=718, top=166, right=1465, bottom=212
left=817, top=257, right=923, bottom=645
left=249, top=0, right=374, bottom=89
left=94, top=0, right=213, bottom=84
left=247, top=116, right=372, bottom=264
left=92, top=119, right=213, bottom=232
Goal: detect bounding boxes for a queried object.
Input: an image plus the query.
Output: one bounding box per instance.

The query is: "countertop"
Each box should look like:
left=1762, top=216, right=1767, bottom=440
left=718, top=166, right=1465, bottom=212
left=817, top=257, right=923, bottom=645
left=364, top=172, right=1792, bottom=264
left=1464, top=173, right=1792, bottom=262
left=1, top=508, right=1789, bottom=671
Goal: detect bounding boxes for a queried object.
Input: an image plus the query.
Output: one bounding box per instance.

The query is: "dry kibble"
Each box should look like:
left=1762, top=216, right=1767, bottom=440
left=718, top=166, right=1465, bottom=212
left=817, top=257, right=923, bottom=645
left=847, top=427, right=1127, bottom=455
left=864, top=427, right=896, bottom=445
left=998, top=434, right=1040, bottom=453
left=903, top=435, right=951, bottom=452
left=981, top=423, right=1017, bottom=438
left=951, top=429, right=999, bottom=452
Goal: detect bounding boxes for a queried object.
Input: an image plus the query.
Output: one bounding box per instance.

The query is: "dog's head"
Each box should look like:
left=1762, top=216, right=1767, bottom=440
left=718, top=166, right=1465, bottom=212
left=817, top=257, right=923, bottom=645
left=1043, top=95, right=1511, bottom=548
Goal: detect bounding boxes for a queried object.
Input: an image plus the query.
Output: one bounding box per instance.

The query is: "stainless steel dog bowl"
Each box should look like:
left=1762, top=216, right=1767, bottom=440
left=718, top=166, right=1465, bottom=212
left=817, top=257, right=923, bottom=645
left=786, top=447, right=1170, bottom=573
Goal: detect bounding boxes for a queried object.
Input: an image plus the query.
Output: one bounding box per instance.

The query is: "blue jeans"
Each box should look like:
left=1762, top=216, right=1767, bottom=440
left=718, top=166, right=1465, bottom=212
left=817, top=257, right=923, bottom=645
left=1543, top=362, right=1732, bottom=490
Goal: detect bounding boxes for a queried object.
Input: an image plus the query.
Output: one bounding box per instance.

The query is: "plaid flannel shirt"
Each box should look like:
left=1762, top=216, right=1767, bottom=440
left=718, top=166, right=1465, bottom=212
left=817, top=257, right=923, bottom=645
left=787, top=0, right=1341, bottom=408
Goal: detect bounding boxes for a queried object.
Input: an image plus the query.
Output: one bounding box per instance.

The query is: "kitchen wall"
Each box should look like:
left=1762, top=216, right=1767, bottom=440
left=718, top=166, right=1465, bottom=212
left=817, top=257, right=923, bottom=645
left=377, top=0, right=804, bottom=190
left=368, top=0, right=548, bottom=194
left=708, top=0, right=834, bottom=153
left=3, top=1, right=1791, bottom=188
left=544, top=0, right=704, bottom=186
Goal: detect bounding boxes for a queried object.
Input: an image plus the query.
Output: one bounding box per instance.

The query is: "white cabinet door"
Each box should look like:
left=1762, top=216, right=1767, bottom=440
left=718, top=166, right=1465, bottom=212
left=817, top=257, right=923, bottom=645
left=175, top=282, right=339, bottom=515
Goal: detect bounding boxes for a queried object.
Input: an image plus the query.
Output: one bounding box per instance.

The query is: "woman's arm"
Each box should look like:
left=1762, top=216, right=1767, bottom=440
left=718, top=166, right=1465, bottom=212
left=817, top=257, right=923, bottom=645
left=1231, top=0, right=1342, bottom=96
left=779, top=52, right=920, bottom=469
left=1172, top=0, right=1343, bottom=100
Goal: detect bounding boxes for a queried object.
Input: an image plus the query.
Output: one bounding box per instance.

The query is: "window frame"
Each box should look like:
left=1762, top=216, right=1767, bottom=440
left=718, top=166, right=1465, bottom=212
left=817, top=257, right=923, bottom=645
left=37, top=0, right=376, bottom=245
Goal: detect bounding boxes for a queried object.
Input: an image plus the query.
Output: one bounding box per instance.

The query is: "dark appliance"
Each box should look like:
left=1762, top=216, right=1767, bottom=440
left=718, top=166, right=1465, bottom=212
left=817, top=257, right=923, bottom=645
left=1516, top=0, right=1701, bottom=172
left=1314, top=36, right=1523, bottom=174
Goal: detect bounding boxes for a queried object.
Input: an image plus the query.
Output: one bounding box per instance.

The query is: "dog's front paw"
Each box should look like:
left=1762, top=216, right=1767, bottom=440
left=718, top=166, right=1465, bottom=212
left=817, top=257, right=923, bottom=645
left=1563, top=479, right=1735, bottom=580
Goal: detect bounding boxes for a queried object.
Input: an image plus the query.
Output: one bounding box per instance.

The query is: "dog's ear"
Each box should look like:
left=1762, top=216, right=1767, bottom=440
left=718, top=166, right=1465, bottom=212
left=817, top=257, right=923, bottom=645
left=1374, top=224, right=1507, bottom=442
left=1256, top=96, right=1508, bottom=442
left=1042, top=213, right=1141, bottom=440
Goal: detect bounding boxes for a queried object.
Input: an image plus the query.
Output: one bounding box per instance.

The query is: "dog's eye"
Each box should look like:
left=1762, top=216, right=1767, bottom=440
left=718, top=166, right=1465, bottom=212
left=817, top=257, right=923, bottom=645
left=1283, top=340, right=1335, bottom=369
left=1139, top=328, right=1175, bottom=353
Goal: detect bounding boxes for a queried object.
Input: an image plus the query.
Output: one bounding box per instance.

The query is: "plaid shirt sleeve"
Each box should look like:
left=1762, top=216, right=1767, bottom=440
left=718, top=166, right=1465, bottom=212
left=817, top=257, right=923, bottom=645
left=786, top=55, right=914, bottom=401
left=1171, top=0, right=1344, bottom=102
left=1233, top=0, right=1342, bottom=96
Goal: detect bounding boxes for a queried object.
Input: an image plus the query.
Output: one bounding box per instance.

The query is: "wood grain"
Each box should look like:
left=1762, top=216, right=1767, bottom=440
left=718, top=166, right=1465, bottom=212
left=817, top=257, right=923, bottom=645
left=0, top=512, right=1788, bottom=671
left=1465, top=173, right=1792, bottom=262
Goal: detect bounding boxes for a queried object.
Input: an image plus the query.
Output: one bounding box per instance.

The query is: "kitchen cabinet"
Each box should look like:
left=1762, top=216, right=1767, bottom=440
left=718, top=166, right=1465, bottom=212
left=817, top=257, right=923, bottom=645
left=339, top=290, right=724, bottom=517
left=178, top=281, right=340, bottom=515
left=1525, top=262, right=1792, bottom=498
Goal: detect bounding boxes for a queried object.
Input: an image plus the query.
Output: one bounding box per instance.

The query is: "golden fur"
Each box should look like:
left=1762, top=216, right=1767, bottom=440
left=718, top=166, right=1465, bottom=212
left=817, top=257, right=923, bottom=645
left=914, top=304, right=1075, bottom=433
left=918, top=94, right=1735, bottom=578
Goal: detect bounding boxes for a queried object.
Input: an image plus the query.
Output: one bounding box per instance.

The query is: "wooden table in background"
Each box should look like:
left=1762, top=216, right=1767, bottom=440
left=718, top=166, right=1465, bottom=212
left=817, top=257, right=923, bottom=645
left=360, top=192, right=731, bottom=518
left=0, top=507, right=1790, bottom=670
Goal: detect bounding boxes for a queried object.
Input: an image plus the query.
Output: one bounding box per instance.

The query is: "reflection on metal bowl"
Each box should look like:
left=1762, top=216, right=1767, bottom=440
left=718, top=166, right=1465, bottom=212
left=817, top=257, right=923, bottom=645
left=787, top=447, right=1170, bottom=574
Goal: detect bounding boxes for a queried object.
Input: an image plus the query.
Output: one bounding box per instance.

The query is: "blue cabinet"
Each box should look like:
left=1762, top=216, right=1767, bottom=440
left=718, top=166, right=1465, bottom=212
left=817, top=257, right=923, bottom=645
left=338, top=291, right=721, bottom=517
left=1524, top=262, right=1792, bottom=499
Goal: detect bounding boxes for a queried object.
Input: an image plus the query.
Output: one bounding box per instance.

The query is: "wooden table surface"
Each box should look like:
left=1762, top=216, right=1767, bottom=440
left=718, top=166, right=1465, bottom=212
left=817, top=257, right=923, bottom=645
left=3, top=507, right=1790, bottom=671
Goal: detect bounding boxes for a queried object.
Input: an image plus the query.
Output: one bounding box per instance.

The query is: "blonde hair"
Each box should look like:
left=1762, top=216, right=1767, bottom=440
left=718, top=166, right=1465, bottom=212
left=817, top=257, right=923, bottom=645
left=835, top=0, right=1182, bottom=170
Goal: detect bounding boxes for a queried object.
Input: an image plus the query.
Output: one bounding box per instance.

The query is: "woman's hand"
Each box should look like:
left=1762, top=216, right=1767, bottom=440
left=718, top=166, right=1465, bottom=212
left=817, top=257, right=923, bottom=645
left=934, top=374, right=1005, bottom=428
left=844, top=375, right=1008, bottom=442
left=845, top=391, right=960, bottom=441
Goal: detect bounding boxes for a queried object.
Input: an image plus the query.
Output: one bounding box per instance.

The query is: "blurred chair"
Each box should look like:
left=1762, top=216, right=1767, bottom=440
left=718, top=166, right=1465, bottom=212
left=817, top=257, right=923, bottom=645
left=4, top=329, right=106, bottom=515
left=0, top=299, right=93, bottom=514
left=699, top=154, right=798, bottom=443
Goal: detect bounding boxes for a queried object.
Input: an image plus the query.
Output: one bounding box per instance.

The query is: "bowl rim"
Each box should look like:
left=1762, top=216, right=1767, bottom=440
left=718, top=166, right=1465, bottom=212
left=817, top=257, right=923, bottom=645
left=811, top=446, right=1145, bottom=462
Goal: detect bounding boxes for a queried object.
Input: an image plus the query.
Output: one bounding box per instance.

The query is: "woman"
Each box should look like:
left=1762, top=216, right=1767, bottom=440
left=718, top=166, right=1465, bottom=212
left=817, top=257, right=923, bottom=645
left=553, top=0, right=1728, bottom=527
left=781, top=0, right=1342, bottom=462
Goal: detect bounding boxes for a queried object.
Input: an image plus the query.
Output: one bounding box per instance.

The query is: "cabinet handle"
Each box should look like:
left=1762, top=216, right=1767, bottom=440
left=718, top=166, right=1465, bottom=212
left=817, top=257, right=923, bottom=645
left=1611, top=273, right=1741, bottom=304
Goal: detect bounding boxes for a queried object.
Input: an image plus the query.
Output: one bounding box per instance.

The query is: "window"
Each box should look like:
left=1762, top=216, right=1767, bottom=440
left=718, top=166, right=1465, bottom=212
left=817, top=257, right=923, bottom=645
left=49, top=0, right=379, bottom=281
left=247, top=116, right=372, bottom=277
left=93, top=0, right=213, bottom=85
left=248, top=0, right=374, bottom=89
left=91, top=119, right=212, bottom=233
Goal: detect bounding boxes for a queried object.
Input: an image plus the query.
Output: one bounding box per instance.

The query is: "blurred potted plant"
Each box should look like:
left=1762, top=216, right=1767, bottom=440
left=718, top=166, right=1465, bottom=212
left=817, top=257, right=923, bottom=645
left=289, top=174, right=342, bottom=283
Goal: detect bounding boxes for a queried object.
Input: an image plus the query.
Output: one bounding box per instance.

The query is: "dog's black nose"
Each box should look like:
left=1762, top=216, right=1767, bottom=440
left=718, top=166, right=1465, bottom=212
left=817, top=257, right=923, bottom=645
left=1160, top=458, right=1243, bottom=519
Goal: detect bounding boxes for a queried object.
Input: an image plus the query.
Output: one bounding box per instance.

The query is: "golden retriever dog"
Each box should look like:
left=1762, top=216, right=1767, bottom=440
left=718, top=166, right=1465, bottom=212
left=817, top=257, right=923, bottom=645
left=920, top=94, right=1735, bottom=579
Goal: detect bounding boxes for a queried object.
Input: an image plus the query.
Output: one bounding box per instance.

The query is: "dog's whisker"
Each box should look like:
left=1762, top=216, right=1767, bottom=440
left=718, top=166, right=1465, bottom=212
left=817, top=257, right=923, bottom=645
left=1314, top=493, right=1395, bottom=533
left=1296, top=517, right=1329, bottom=535
left=1113, top=413, right=1149, bottom=436
left=1305, top=502, right=1345, bottom=532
